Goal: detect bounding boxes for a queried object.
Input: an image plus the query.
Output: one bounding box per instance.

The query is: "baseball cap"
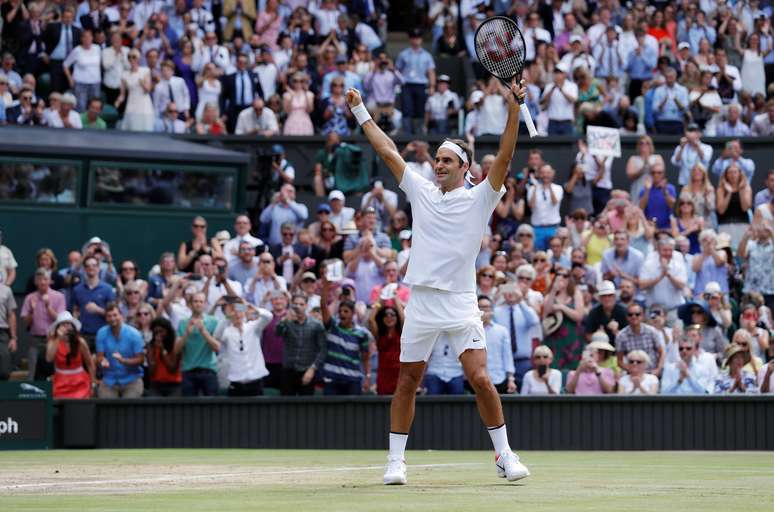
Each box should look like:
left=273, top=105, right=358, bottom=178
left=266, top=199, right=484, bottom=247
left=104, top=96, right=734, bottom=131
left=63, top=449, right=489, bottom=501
left=328, top=189, right=345, bottom=202
left=438, top=74, right=451, bottom=83
left=686, top=123, right=700, bottom=132
left=270, top=144, right=285, bottom=155
left=409, top=28, right=422, bottom=39
left=87, top=236, right=103, bottom=246
left=569, top=34, right=583, bottom=44
left=555, top=61, right=570, bottom=74
left=470, top=90, right=485, bottom=104
left=301, top=272, right=317, bottom=282
left=335, top=54, right=347, bottom=64
left=399, top=229, right=412, bottom=240
left=597, top=280, right=616, bottom=296
left=678, top=41, right=691, bottom=51
left=317, top=203, right=332, bottom=213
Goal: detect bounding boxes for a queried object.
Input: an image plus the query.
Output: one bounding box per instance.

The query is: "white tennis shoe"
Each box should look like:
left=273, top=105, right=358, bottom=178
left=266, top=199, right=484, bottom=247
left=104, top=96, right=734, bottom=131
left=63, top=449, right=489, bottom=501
left=495, top=450, right=530, bottom=482
left=383, top=456, right=407, bottom=485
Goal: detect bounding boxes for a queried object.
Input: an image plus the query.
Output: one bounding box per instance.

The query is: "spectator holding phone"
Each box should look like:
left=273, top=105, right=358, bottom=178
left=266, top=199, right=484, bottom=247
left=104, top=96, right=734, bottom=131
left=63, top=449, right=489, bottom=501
left=245, top=252, right=287, bottom=312
left=146, top=317, right=182, bottom=397
left=276, top=293, right=327, bottom=396
left=565, top=335, right=616, bottom=395
left=520, top=345, right=562, bottom=395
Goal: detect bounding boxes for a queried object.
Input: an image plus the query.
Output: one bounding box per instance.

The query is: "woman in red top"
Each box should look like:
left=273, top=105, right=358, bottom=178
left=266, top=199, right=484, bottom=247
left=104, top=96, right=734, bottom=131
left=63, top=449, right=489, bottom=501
left=45, top=312, right=95, bottom=399
left=147, top=317, right=182, bottom=397
left=369, top=299, right=404, bottom=395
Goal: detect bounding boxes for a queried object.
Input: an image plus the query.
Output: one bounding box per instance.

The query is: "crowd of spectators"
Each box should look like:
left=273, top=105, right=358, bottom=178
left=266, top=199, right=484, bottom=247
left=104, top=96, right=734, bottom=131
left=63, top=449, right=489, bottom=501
left=2, top=0, right=774, bottom=136
left=1, top=122, right=774, bottom=397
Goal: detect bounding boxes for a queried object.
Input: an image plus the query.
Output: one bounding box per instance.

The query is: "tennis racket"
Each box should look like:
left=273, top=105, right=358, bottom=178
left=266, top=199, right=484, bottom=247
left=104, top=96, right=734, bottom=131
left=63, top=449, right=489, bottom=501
left=474, top=16, right=538, bottom=138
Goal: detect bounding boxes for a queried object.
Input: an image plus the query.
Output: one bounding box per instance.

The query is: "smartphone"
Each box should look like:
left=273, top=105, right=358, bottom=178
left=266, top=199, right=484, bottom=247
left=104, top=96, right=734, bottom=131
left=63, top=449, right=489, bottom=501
left=537, top=364, right=547, bottom=377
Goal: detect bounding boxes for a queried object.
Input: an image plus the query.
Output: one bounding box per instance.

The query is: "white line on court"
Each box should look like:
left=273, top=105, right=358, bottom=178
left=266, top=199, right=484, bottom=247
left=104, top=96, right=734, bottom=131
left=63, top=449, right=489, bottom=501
left=0, top=462, right=486, bottom=491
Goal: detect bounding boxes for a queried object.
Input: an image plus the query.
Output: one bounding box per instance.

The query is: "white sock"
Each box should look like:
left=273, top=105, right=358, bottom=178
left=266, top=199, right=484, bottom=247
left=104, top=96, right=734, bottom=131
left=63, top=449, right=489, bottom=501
left=389, top=432, right=408, bottom=460
left=488, top=424, right=510, bottom=454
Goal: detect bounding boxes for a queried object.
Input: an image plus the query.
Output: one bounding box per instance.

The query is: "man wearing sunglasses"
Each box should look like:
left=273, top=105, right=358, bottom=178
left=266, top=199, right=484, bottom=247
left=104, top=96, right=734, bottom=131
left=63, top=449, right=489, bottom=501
left=661, top=337, right=712, bottom=394
left=615, top=303, right=664, bottom=375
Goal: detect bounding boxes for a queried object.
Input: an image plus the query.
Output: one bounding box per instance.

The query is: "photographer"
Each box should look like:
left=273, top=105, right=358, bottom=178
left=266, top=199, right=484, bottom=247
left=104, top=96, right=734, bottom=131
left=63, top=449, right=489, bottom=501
left=201, top=255, right=243, bottom=314
left=520, top=345, right=562, bottom=395
left=363, top=52, right=403, bottom=134
left=276, top=293, right=327, bottom=396
left=80, top=236, right=116, bottom=285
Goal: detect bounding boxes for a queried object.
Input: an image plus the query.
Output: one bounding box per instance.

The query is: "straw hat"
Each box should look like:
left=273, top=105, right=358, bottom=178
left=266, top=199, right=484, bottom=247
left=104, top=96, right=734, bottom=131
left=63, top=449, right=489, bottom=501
left=723, top=343, right=751, bottom=367
left=47, top=311, right=81, bottom=336
left=542, top=311, right=564, bottom=337
left=588, top=331, right=615, bottom=353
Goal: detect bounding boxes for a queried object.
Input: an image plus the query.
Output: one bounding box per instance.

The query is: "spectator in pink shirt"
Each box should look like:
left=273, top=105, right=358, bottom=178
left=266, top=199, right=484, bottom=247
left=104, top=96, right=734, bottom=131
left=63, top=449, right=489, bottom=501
left=759, top=360, right=774, bottom=394
left=368, top=260, right=410, bottom=306
left=565, top=333, right=616, bottom=395
left=20, top=268, right=67, bottom=381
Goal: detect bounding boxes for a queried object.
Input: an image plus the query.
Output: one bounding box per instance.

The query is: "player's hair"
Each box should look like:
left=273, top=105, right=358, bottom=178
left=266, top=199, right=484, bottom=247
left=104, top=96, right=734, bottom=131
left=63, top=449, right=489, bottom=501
left=443, top=139, right=473, bottom=167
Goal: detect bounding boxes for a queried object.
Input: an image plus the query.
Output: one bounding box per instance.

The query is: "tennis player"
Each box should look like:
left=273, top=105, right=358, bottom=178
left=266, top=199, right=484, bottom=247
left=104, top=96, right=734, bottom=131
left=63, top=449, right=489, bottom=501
left=346, top=80, right=530, bottom=485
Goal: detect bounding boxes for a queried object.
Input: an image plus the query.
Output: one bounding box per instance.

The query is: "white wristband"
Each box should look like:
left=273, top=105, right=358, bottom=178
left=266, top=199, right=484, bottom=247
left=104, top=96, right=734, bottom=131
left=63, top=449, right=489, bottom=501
left=350, top=103, right=372, bottom=126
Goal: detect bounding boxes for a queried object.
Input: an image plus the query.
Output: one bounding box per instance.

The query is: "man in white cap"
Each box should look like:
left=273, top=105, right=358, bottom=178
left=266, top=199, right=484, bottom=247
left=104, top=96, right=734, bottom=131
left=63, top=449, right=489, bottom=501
left=424, top=74, right=460, bottom=134
left=346, top=80, right=530, bottom=484
left=583, top=280, right=629, bottom=344
left=559, top=35, right=596, bottom=76
left=327, top=189, right=355, bottom=233
left=464, top=89, right=485, bottom=138
left=541, top=62, right=578, bottom=135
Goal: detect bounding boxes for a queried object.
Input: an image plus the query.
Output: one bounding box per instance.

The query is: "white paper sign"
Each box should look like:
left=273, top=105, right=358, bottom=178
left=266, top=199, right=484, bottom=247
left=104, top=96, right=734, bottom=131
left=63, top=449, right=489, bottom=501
left=587, top=126, right=621, bottom=158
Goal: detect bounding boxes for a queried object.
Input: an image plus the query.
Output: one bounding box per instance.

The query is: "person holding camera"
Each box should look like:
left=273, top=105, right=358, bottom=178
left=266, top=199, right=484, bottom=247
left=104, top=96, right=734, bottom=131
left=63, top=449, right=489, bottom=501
left=363, top=52, right=403, bottom=134
left=276, top=293, right=327, bottom=396
left=202, top=255, right=243, bottom=314
left=214, top=299, right=272, bottom=396
left=520, top=345, right=562, bottom=395
left=259, top=183, right=309, bottom=247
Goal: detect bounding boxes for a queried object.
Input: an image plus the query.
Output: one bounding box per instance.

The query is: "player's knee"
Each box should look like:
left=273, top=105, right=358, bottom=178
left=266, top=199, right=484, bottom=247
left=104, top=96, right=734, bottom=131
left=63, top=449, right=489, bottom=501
left=468, top=370, right=492, bottom=392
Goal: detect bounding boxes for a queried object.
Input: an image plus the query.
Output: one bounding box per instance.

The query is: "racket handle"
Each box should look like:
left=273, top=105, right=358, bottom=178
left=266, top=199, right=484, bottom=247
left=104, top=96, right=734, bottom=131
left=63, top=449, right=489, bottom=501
left=519, top=103, right=538, bottom=138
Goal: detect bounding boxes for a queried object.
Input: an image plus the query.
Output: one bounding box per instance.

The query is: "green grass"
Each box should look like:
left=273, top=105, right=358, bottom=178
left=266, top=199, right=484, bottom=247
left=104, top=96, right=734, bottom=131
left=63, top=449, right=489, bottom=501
left=1, top=450, right=773, bottom=511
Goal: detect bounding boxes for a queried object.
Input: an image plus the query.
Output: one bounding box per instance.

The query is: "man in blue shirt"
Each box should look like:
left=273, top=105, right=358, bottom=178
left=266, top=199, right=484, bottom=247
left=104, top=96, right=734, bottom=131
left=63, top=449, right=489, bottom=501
left=638, top=161, right=676, bottom=230
left=479, top=296, right=515, bottom=394
left=492, top=286, right=540, bottom=390
left=96, top=303, right=144, bottom=398
left=625, top=29, right=657, bottom=100
left=710, top=139, right=755, bottom=181
left=652, top=67, right=689, bottom=134
left=321, top=54, right=364, bottom=100
left=258, top=183, right=309, bottom=246
left=600, top=231, right=645, bottom=289
left=395, top=28, right=435, bottom=134
left=71, top=255, right=115, bottom=348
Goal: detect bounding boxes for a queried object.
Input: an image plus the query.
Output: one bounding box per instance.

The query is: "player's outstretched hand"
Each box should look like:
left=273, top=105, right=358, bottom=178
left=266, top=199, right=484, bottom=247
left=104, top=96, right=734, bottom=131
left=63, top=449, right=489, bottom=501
left=346, top=88, right=363, bottom=109
left=508, top=79, right=527, bottom=107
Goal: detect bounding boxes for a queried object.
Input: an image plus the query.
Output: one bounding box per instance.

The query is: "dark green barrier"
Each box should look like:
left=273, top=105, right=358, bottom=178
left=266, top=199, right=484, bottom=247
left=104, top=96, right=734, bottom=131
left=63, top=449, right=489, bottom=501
left=0, top=381, right=53, bottom=450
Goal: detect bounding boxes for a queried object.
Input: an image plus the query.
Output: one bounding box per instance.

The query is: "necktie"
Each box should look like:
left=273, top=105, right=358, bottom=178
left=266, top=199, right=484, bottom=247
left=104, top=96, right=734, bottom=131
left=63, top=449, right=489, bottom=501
left=509, top=304, right=518, bottom=356
left=168, top=80, right=174, bottom=104
left=240, top=72, right=246, bottom=105
left=65, top=26, right=72, bottom=55
left=608, top=44, right=613, bottom=76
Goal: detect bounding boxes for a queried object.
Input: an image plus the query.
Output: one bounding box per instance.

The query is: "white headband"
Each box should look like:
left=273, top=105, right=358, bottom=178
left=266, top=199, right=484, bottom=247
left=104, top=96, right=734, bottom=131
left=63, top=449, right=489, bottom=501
left=439, top=141, right=469, bottom=165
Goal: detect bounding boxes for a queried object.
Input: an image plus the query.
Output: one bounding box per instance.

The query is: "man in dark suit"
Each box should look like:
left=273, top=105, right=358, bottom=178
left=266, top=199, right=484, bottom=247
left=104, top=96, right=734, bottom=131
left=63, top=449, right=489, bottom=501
left=42, top=6, right=82, bottom=93
left=79, top=0, right=113, bottom=33
left=221, top=53, right=263, bottom=133
left=269, top=223, right=311, bottom=283
left=14, top=1, right=47, bottom=75
left=5, top=86, right=45, bottom=125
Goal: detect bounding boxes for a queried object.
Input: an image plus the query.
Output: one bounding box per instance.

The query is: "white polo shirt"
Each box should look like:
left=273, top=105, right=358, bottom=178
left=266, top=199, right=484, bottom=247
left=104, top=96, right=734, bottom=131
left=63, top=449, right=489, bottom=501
left=541, top=80, right=578, bottom=121
left=527, top=183, right=563, bottom=226
left=215, top=311, right=273, bottom=383
left=639, top=252, right=687, bottom=309
left=399, top=168, right=505, bottom=293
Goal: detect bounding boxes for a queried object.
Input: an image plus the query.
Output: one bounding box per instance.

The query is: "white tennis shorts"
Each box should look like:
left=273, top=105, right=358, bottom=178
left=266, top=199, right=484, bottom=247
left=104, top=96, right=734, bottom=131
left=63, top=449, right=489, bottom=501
left=400, top=285, right=487, bottom=363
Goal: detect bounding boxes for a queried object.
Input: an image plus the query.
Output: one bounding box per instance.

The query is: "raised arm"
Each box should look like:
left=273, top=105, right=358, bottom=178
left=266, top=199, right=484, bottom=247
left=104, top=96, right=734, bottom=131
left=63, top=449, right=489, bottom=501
left=487, top=80, right=525, bottom=192
left=346, top=88, right=406, bottom=183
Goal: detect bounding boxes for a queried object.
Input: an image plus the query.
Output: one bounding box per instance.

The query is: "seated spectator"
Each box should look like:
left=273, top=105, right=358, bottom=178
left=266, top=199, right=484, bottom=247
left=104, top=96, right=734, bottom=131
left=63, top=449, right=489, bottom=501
left=362, top=180, right=399, bottom=233
left=716, top=104, right=751, bottom=136
left=194, top=102, right=226, bottom=134
left=616, top=303, right=665, bottom=375
left=661, top=335, right=713, bottom=394
left=235, top=97, right=278, bottom=136
left=321, top=76, right=353, bottom=135
left=618, top=350, right=659, bottom=394
left=48, top=92, right=82, bottom=128
left=583, top=280, right=628, bottom=345
left=751, top=99, right=774, bottom=136
left=758, top=360, right=774, bottom=394
left=215, top=300, right=272, bottom=396
left=96, top=303, right=145, bottom=398
left=625, top=135, right=661, bottom=206
left=671, top=198, right=703, bottom=255
left=346, top=234, right=385, bottom=304
left=677, top=300, right=727, bottom=363
left=565, top=335, right=616, bottom=395
left=582, top=218, right=612, bottom=266
left=542, top=267, right=585, bottom=371
left=175, top=292, right=220, bottom=396
left=569, top=247, right=598, bottom=289
left=277, top=293, right=327, bottom=396
left=691, top=230, right=728, bottom=296
left=369, top=261, right=409, bottom=306
left=754, top=169, right=774, bottom=210
left=80, top=97, right=106, bottom=129
left=600, top=231, right=644, bottom=289
left=343, top=207, right=392, bottom=262
left=679, top=163, right=715, bottom=227
left=319, top=278, right=371, bottom=395
left=736, top=305, right=769, bottom=362
left=228, top=241, right=258, bottom=287
left=45, top=312, right=94, bottom=398
left=146, top=316, right=182, bottom=397
left=245, top=252, right=287, bottom=311
left=520, top=345, right=562, bottom=395
left=203, top=256, right=243, bottom=312
left=738, top=224, right=774, bottom=307
left=716, top=163, right=752, bottom=249
left=714, top=343, right=759, bottom=394
left=638, top=160, right=676, bottom=231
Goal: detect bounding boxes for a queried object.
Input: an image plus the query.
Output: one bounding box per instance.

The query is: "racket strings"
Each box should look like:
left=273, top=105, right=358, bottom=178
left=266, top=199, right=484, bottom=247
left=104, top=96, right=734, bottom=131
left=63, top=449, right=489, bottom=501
left=475, top=19, right=526, bottom=79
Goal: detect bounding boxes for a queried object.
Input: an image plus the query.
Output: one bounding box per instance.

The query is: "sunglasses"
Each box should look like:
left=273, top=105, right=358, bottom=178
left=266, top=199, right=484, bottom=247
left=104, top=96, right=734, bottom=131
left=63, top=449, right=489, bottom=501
left=517, top=276, right=531, bottom=281
left=259, top=259, right=273, bottom=264
left=480, top=273, right=494, bottom=278
left=383, top=311, right=397, bottom=317
left=192, top=224, right=206, bottom=229
left=679, top=347, right=693, bottom=352
left=627, top=312, right=642, bottom=317
left=126, top=290, right=140, bottom=295
left=742, top=313, right=757, bottom=320
left=555, top=272, right=569, bottom=278
left=534, top=258, right=547, bottom=263
left=518, top=233, right=533, bottom=238
left=629, top=360, right=645, bottom=364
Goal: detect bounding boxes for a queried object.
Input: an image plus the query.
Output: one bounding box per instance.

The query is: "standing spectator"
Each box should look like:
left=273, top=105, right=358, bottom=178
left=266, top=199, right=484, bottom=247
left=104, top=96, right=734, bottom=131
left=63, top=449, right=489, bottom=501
left=626, top=135, right=662, bottom=204
left=154, top=60, right=191, bottom=118
left=618, top=350, right=659, bottom=394
left=261, top=290, right=288, bottom=390
left=670, top=124, right=713, bottom=187
left=601, top=232, right=644, bottom=289
left=565, top=336, right=616, bottom=395
left=71, top=255, right=115, bottom=347
left=146, top=317, right=182, bottom=397
left=0, top=279, right=17, bottom=380
left=754, top=170, right=774, bottom=210
left=527, top=164, right=563, bottom=251
left=327, top=190, right=355, bottom=233
left=741, top=33, right=766, bottom=97
left=716, top=163, right=752, bottom=249
left=319, top=277, right=371, bottom=395
left=228, top=241, right=259, bottom=287
left=62, top=29, right=102, bottom=112
left=245, top=252, right=287, bottom=311
left=95, top=303, right=145, bottom=398
left=583, top=280, right=629, bottom=344
left=714, top=344, right=759, bottom=394
left=368, top=299, right=403, bottom=395
left=116, top=49, right=155, bottom=131
left=346, top=234, right=385, bottom=304
left=671, top=197, right=703, bottom=255
left=616, top=302, right=665, bottom=375
left=424, top=74, right=460, bottom=134
left=216, top=301, right=272, bottom=396
left=541, top=62, right=577, bottom=135
left=363, top=52, right=402, bottom=133
left=520, top=345, right=562, bottom=395
left=639, top=238, right=686, bottom=315
left=260, top=185, right=309, bottom=247
left=178, top=215, right=223, bottom=272
left=652, top=67, right=689, bottom=134
left=711, top=140, right=755, bottom=182
left=362, top=180, right=399, bottom=233
left=751, top=100, right=774, bottom=136
left=625, top=28, right=657, bottom=99
left=321, top=54, right=363, bottom=100
left=638, top=161, right=676, bottom=231
left=270, top=223, right=311, bottom=285
left=759, top=360, right=774, bottom=394
left=0, top=230, right=17, bottom=287
left=45, top=312, right=94, bottom=398
left=21, top=269, right=66, bottom=381
left=739, top=224, right=774, bottom=310
left=321, top=77, right=353, bottom=135
left=282, top=71, right=315, bottom=135
left=395, top=27, right=435, bottom=134
left=222, top=54, right=262, bottom=132
left=479, top=295, right=515, bottom=394
left=277, top=293, right=327, bottom=396
left=680, top=163, right=715, bottom=227
left=175, top=292, right=221, bottom=396
left=42, top=6, right=82, bottom=93
left=102, top=30, right=129, bottom=107
left=691, top=230, right=728, bottom=297
left=542, top=267, right=585, bottom=371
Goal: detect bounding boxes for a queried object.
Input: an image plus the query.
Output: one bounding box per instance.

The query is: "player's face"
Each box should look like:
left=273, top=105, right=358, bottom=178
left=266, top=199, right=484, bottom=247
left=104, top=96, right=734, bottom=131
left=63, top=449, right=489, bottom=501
left=434, top=148, right=466, bottom=190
